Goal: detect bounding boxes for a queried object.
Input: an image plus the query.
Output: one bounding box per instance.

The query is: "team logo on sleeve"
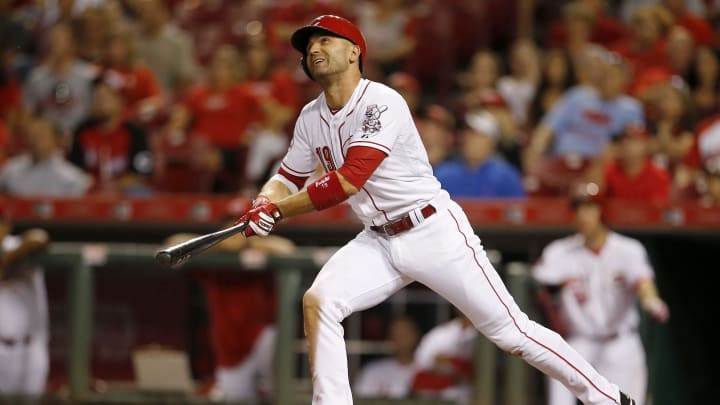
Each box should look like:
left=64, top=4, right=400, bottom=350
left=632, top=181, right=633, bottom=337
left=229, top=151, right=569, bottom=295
left=361, top=104, right=388, bottom=138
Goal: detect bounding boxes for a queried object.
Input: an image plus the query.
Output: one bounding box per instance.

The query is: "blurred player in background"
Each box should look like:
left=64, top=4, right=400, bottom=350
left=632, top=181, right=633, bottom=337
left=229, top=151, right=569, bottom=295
left=533, top=183, right=670, bottom=405
left=164, top=199, right=295, bottom=403
left=0, top=199, right=50, bottom=397
left=353, top=315, right=420, bottom=399
left=411, top=312, right=477, bottom=404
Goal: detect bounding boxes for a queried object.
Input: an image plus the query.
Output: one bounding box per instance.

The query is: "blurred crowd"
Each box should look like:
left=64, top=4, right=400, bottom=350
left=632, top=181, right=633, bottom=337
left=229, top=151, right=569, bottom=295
left=0, top=0, right=719, bottom=204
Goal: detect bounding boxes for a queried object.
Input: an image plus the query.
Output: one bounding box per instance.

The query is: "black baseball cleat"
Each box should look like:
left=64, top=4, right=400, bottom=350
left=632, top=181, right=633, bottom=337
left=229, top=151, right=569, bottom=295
left=620, top=391, right=636, bottom=405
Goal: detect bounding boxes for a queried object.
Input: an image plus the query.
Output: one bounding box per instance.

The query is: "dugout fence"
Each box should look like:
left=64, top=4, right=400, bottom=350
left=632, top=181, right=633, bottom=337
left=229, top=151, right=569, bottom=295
left=12, top=243, right=538, bottom=405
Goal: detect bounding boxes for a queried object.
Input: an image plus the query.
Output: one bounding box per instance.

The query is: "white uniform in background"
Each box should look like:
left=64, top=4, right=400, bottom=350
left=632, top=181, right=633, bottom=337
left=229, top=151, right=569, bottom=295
left=353, top=357, right=416, bottom=399
left=281, top=78, right=625, bottom=404
left=413, top=318, right=478, bottom=404
left=533, top=232, right=655, bottom=405
left=0, top=236, right=49, bottom=396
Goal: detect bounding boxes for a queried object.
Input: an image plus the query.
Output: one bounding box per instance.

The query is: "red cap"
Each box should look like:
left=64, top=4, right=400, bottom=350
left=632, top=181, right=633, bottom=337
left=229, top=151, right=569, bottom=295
left=291, top=15, right=366, bottom=78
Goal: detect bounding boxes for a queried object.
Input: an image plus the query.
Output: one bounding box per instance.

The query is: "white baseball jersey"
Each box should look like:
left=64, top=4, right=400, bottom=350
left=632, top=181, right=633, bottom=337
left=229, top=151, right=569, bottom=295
left=0, top=235, right=49, bottom=396
left=277, top=78, right=442, bottom=226
left=533, top=232, right=654, bottom=338
left=353, top=358, right=416, bottom=399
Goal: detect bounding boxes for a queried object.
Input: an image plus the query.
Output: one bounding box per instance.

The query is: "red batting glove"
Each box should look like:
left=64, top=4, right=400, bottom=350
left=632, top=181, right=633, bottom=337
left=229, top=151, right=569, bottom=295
left=238, top=202, right=282, bottom=237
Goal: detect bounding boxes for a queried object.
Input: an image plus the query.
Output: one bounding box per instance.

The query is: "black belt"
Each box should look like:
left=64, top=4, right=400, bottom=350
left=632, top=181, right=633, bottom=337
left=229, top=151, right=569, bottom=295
left=370, top=204, right=436, bottom=236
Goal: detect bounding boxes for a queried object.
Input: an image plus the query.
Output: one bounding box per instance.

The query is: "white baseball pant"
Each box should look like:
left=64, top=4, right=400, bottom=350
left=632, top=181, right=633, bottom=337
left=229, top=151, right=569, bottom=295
left=303, top=198, right=622, bottom=405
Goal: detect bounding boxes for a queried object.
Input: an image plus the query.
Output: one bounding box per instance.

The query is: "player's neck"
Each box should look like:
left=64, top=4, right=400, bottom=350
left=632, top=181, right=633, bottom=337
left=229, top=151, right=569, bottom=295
left=583, top=227, right=608, bottom=252
left=321, top=73, right=361, bottom=111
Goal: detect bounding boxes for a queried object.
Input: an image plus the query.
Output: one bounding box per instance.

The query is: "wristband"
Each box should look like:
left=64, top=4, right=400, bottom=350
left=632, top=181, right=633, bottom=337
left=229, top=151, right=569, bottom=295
left=306, top=171, right=349, bottom=210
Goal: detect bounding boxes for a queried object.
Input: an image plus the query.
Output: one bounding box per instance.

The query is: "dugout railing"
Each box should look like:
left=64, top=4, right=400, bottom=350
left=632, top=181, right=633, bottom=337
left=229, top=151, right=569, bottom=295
left=15, top=243, right=538, bottom=405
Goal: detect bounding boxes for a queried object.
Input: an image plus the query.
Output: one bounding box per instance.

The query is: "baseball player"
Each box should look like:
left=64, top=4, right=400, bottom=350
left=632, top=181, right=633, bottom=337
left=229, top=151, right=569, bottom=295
left=0, top=201, right=50, bottom=396
left=533, top=184, right=669, bottom=405
left=235, top=15, right=637, bottom=405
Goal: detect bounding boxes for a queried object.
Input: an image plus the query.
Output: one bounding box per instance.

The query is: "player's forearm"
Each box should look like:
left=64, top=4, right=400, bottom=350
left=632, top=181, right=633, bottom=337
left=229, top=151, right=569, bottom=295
left=636, top=278, right=661, bottom=306
left=274, top=172, right=358, bottom=219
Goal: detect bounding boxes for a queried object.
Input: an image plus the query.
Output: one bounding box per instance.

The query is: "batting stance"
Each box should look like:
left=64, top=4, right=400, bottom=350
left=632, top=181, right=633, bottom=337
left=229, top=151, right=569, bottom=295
left=235, top=15, right=637, bottom=405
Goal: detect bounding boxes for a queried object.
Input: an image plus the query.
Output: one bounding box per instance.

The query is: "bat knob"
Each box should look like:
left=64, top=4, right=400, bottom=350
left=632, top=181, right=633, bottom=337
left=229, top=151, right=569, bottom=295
left=155, top=251, right=175, bottom=268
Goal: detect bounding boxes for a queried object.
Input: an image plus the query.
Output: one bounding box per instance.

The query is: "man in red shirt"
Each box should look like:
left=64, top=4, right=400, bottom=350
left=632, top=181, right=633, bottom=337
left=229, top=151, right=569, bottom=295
left=604, top=125, right=671, bottom=203
left=69, top=76, right=153, bottom=194
left=164, top=45, right=259, bottom=192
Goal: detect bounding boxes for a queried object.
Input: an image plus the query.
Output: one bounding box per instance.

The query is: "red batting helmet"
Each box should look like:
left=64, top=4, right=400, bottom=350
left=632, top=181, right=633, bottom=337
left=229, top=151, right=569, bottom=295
left=569, top=182, right=608, bottom=225
left=290, top=15, right=366, bottom=80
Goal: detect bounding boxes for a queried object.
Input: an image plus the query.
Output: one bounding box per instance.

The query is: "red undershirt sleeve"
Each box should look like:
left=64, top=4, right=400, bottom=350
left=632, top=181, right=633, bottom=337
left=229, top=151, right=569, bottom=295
left=277, top=166, right=309, bottom=191
left=337, top=146, right=388, bottom=189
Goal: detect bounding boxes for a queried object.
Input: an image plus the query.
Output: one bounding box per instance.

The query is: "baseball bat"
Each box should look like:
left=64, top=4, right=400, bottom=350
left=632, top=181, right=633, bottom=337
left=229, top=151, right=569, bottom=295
left=155, top=221, right=249, bottom=268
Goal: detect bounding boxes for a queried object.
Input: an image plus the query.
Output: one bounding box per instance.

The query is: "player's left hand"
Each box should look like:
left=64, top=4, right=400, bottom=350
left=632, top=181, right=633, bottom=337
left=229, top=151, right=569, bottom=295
left=237, top=202, right=282, bottom=237
left=642, top=297, right=670, bottom=323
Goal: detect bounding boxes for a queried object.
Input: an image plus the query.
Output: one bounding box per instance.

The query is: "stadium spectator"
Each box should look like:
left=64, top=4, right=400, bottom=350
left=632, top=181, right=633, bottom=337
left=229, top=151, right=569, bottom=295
left=69, top=76, right=153, bottom=195
left=0, top=115, right=91, bottom=196
left=264, top=0, right=345, bottom=64
left=0, top=1, right=33, bottom=136
left=533, top=184, right=669, bottom=405
left=529, top=48, right=576, bottom=127
left=497, top=39, right=541, bottom=129
left=647, top=81, right=695, bottom=174
left=525, top=49, right=644, bottom=194
left=416, top=104, right=455, bottom=168
left=456, top=50, right=503, bottom=113
left=101, top=30, right=165, bottom=123
left=679, top=113, right=720, bottom=193
left=551, top=2, right=595, bottom=56
left=240, top=35, right=300, bottom=190
left=163, top=45, right=258, bottom=193
left=627, top=26, right=695, bottom=100
left=410, top=312, right=477, bottom=405
left=354, top=316, right=420, bottom=399
left=609, top=5, right=673, bottom=78
left=603, top=125, right=671, bottom=203
left=129, top=0, right=198, bottom=93
left=690, top=47, right=719, bottom=121
left=74, top=5, right=115, bottom=64
left=356, top=0, right=418, bottom=77
left=22, top=21, right=95, bottom=141
left=457, top=49, right=521, bottom=165
left=164, top=199, right=296, bottom=402
left=699, top=164, right=720, bottom=206
left=435, top=110, right=525, bottom=198
left=0, top=204, right=50, bottom=398
left=548, top=0, right=628, bottom=49
left=662, top=0, right=716, bottom=47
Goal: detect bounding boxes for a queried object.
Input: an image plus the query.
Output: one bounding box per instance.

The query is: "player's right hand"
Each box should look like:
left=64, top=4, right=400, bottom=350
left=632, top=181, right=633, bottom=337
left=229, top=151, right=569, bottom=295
left=237, top=202, right=282, bottom=237
left=642, top=297, right=670, bottom=323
